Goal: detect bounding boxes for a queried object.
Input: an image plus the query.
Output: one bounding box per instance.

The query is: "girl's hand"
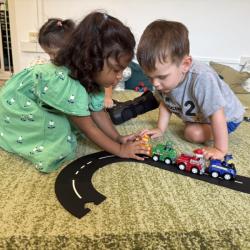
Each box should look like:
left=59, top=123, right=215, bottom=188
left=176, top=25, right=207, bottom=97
left=117, top=133, right=141, bottom=144
left=118, top=140, right=151, bottom=161
left=104, top=96, right=114, bottom=109
left=202, top=147, right=225, bottom=161
left=139, top=128, right=164, bottom=139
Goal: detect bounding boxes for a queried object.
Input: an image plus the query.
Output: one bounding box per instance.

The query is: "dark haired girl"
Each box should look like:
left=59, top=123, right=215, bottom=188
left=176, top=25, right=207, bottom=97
left=0, top=11, right=150, bottom=173
left=38, top=18, right=75, bottom=59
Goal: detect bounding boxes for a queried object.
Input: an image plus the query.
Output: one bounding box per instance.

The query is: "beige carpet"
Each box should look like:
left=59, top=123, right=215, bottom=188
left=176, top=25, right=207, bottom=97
left=0, top=88, right=250, bottom=249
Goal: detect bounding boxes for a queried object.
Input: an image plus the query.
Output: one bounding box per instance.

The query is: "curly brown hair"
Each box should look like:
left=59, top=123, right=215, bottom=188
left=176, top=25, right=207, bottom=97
left=53, top=11, right=136, bottom=93
left=137, top=20, right=189, bottom=72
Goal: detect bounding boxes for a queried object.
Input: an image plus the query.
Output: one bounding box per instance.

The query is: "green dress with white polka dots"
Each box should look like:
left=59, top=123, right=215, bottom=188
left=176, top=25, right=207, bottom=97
left=0, top=63, right=105, bottom=173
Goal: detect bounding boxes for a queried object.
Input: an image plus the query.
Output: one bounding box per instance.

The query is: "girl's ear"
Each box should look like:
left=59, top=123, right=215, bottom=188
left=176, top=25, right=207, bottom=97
left=182, top=56, right=192, bottom=73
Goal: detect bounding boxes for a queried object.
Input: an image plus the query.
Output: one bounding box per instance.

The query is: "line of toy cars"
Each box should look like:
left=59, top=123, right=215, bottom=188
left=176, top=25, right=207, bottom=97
left=150, top=141, right=236, bottom=181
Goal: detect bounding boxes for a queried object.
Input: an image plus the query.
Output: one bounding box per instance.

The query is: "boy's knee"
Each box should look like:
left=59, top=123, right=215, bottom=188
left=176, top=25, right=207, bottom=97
left=184, top=123, right=213, bottom=143
left=184, top=125, right=203, bottom=143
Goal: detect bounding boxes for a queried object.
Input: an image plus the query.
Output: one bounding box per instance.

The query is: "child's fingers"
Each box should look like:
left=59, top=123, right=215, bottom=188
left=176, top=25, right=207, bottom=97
left=203, top=147, right=225, bottom=161
left=130, top=132, right=141, bottom=138
left=140, top=128, right=148, bottom=132
left=137, top=148, right=151, bottom=155
left=203, top=153, right=212, bottom=161
left=132, top=148, right=150, bottom=161
left=132, top=154, right=145, bottom=161
left=141, top=131, right=152, bottom=137
left=150, top=130, right=162, bottom=139
left=139, top=129, right=149, bottom=135
left=135, top=144, right=151, bottom=154
left=128, top=135, right=141, bottom=142
left=150, top=133, right=158, bottom=139
left=125, top=137, right=135, bottom=142
left=202, top=149, right=214, bottom=161
left=133, top=140, right=147, bottom=146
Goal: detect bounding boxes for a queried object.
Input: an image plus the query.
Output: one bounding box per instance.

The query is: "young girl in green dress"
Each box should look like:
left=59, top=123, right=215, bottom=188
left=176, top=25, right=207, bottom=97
left=0, top=11, right=150, bottom=173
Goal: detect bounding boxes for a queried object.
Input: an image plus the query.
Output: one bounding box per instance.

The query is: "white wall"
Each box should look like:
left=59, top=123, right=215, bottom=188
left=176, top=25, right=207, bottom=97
left=10, top=0, right=250, bottom=73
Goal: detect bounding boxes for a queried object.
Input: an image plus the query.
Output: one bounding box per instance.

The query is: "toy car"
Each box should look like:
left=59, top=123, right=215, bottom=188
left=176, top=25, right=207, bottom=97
left=151, top=141, right=177, bottom=164
left=135, top=82, right=147, bottom=92
left=208, top=155, right=236, bottom=180
left=136, top=135, right=153, bottom=156
left=244, top=116, right=250, bottom=122
left=176, top=149, right=206, bottom=175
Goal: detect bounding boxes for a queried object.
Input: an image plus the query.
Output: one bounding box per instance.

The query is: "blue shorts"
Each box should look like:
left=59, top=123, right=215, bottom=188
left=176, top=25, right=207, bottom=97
left=208, top=121, right=242, bottom=134
left=226, top=121, right=242, bottom=134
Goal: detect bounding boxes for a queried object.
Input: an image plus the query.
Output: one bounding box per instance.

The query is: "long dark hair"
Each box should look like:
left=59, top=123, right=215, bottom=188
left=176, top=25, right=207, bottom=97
left=38, top=18, right=75, bottom=49
left=53, top=11, right=136, bottom=93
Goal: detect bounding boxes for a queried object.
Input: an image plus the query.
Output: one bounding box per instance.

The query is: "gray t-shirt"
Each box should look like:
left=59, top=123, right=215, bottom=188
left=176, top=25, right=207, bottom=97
left=156, top=59, right=245, bottom=123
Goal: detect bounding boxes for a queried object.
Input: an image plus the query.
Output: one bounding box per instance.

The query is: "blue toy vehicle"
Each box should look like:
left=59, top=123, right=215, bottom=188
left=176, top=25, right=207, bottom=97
left=208, top=155, right=236, bottom=181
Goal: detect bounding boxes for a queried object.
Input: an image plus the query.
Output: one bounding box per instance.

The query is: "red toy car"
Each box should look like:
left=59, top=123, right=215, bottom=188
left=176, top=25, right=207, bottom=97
left=176, top=149, right=206, bottom=175
left=135, top=82, right=147, bottom=92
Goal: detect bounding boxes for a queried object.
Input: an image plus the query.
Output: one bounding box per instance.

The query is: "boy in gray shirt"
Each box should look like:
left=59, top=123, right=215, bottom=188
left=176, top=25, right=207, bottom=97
left=137, top=20, right=245, bottom=161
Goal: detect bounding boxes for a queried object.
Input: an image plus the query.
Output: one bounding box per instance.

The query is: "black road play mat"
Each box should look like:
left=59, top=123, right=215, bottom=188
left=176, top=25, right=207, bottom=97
left=55, top=151, right=250, bottom=219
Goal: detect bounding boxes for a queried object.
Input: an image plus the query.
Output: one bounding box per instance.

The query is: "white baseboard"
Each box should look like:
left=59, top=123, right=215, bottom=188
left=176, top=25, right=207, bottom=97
left=0, top=72, right=12, bottom=80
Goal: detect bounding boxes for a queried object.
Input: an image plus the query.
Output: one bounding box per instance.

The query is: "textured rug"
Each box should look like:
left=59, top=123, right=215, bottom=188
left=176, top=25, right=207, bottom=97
left=0, top=89, right=250, bottom=249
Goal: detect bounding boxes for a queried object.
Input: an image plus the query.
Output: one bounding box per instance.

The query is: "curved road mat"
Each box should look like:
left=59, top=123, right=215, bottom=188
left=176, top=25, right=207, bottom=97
left=55, top=151, right=250, bottom=219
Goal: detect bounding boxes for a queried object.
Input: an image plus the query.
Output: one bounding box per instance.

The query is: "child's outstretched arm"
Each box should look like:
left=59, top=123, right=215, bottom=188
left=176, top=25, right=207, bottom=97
left=140, top=101, right=172, bottom=139
left=90, top=109, right=140, bottom=143
left=202, top=107, right=228, bottom=160
left=104, top=86, right=114, bottom=109
left=70, top=111, right=150, bottom=161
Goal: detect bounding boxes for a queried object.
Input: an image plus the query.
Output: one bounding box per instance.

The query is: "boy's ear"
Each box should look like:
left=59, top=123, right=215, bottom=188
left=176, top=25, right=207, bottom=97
left=181, top=56, right=192, bottom=73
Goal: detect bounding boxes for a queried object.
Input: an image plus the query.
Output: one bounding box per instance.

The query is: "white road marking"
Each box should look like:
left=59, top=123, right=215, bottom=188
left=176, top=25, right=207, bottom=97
left=75, top=171, right=79, bottom=175
left=99, top=155, right=115, bottom=159
left=235, top=181, right=243, bottom=184
left=87, top=161, right=92, bottom=164
left=72, top=180, right=82, bottom=199
left=81, top=165, right=85, bottom=169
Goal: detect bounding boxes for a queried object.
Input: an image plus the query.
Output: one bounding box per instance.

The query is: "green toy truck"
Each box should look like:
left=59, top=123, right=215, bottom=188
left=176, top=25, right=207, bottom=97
left=151, top=141, right=177, bottom=164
